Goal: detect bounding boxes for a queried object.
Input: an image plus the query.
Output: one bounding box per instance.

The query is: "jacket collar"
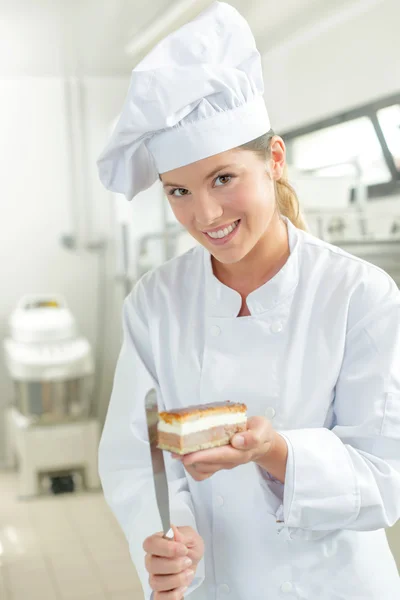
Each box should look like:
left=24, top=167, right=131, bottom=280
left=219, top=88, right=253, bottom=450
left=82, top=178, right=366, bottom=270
left=203, top=216, right=300, bottom=318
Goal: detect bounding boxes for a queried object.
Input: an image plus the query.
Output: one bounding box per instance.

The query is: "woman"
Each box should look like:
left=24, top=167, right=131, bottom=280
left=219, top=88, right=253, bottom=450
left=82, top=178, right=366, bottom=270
left=97, top=3, right=400, bottom=599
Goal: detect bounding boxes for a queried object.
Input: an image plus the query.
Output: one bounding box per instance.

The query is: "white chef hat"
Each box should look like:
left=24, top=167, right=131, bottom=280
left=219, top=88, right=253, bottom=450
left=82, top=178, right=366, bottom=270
left=97, top=1, right=271, bottom=201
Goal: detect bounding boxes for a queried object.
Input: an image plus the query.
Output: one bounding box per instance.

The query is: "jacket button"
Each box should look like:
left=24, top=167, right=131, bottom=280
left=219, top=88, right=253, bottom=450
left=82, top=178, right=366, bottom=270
left=216, top=495, right=224, bottom=507
left=281, top=582, right=293, bottom=593
left=218, top=583, right=230, bottom=593
left=271, top=321, right=283, bottom=334
left=210, top=325, right=221, bottom=336
left=265, top=407, right=276, bottom=420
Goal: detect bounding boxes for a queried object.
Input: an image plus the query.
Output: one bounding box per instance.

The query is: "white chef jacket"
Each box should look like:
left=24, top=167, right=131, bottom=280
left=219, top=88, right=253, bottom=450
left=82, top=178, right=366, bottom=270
left=98, top=217, right=400, bottom=600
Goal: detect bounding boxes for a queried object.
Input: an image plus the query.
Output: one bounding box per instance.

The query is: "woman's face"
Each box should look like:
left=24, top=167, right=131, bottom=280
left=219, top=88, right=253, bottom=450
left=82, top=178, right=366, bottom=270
left=160, top=137, right=286, bottom=265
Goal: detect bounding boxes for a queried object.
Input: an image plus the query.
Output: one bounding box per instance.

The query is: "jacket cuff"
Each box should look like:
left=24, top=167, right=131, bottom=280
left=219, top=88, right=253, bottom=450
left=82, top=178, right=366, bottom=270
left=279, top=428, right=360, bottom=531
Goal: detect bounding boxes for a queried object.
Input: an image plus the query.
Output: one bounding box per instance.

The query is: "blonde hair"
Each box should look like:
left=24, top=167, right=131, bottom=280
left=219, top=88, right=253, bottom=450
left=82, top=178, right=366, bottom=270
left=239, top=131, right=307, bottom=231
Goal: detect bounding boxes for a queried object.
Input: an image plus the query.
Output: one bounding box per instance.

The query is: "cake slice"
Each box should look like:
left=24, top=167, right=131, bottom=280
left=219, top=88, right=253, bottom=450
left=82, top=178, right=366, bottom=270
left=157, top=401, right=247, bottom=455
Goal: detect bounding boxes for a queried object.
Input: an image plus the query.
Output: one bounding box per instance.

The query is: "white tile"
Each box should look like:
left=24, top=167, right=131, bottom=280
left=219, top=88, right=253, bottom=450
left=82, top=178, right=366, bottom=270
left=47, top=549, right=90, bottom=569
left=39, top=536, right=86, bottom=556
left=6, top=565, right=60, bottom=598
left=70, top=594, right=108, bottom=600
left=109, top=591, right=145, bottom=600
left=84, top=537, right=130, bottom=561
left=5, top=556, right=48, bottom=575
left=56, top=578, right=105, bottom=600
left=0, top=564, right=10, bottom=600
left=94, top=558, right=142, bottom=593
left=386, top=524, right=400, bottom=571
left=0, top=526, right=41, bottom=564
left=74, top=522, right=121, bottom=544
left=0, top=473, right=146, bottom=600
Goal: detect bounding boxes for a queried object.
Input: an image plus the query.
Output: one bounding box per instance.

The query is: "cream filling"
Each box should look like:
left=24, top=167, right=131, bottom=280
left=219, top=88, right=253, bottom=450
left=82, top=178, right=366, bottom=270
left=158, top=411, right=247, bottom=435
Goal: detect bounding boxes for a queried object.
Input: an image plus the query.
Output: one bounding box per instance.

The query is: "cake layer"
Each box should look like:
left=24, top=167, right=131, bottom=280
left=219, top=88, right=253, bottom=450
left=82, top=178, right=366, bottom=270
left=158, top=411, right=247, bottom=435
left=157, top=422, right=247, bottom=455
left=159, top=401, right=246, bottom=423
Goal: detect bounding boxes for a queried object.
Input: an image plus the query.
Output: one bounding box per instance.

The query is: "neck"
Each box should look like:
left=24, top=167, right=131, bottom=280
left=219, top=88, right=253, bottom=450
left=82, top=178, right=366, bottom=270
left=212, top=214, right=290, bottom=297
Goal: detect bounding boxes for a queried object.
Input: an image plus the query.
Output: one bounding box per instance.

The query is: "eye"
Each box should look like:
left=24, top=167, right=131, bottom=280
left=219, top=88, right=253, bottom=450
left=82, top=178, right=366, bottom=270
left=169, top=188, right=190, bottom=197
left=215, top=174, right=232, bottom=187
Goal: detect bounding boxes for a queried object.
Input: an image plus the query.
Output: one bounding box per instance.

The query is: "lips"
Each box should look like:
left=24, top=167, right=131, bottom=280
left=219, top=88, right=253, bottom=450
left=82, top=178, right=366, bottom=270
left=202, top=219, right=241, bottom=246
left=204, top=220, right=240, bottom=239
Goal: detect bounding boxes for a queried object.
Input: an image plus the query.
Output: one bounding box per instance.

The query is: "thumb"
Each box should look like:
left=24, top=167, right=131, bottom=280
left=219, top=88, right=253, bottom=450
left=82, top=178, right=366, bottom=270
left=171, top=525, right=196, bottom=548
left=171, top=524, right=185, bottom=543
left=231, top=430, right=259, bottom=450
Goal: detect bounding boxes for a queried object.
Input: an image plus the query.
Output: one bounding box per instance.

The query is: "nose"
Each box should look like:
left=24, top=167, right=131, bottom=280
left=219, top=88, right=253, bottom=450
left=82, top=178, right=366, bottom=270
left=194, top=192, right=223, bottom=228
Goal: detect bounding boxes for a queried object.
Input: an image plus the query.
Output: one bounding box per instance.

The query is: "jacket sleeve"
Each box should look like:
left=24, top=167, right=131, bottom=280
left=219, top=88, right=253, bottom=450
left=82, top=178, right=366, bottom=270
left=98, top=281, right=205, bottom=598
left=271, top=276, right=400, bottom=541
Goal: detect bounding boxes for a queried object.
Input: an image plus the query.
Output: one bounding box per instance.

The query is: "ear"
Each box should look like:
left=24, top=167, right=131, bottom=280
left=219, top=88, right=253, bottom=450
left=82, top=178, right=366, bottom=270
left=269, top=136, right=286, bottom=181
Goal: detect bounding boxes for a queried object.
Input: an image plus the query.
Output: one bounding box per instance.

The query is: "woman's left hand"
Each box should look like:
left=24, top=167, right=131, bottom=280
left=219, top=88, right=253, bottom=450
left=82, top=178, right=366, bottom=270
left=172, top=416, right=276, bottom=482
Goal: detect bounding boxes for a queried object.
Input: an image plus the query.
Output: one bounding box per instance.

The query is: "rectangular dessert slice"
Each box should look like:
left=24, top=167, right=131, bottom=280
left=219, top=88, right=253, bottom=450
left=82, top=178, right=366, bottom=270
left=157, top=401, right=247, bottom=455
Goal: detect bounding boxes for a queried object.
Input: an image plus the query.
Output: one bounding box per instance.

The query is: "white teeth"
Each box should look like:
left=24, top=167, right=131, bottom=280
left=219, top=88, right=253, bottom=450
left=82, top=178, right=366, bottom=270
left=207, top=220, right=239, bottom=239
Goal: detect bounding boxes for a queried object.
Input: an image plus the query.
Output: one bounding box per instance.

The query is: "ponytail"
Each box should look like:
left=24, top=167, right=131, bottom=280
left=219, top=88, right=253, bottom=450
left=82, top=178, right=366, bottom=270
left=239, top=132, right=307, bottom=231
left=275, top=164, right=307, bottom=231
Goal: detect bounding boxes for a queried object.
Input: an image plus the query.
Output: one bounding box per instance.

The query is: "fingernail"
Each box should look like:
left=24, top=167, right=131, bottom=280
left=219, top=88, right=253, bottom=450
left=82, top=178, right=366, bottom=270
left=234, top=435, right=245, bottom=446
left=183, top=557, right=192, bottom=567
left=186, top=569, right=195, bottom=581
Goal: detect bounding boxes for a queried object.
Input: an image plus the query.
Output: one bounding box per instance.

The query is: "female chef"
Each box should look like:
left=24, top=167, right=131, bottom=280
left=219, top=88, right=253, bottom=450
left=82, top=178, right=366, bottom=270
left=96, top=3, right=400, bottom=599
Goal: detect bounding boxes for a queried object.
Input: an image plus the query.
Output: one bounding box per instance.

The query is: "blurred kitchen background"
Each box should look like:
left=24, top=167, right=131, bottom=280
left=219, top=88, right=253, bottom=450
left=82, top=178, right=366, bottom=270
left=0, top=0, right=399, bottom=598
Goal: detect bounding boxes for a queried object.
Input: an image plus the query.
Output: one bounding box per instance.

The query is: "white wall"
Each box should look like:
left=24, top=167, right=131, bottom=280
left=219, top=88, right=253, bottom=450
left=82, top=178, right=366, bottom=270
left=262, top=0, right=400, bottom=133
left=0, top=75, right=131, bottom=462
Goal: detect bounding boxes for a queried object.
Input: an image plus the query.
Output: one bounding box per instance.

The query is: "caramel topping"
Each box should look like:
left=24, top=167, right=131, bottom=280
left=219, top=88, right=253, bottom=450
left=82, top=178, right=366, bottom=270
left=159, top=401, right=247, bottom=424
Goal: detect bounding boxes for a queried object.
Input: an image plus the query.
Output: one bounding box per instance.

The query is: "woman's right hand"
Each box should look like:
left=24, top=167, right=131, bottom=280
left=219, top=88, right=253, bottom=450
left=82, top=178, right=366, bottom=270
left=143, top=525, right=204, bottom=599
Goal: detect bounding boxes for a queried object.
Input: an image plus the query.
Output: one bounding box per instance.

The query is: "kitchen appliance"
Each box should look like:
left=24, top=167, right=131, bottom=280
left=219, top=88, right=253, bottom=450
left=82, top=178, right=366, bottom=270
left=4, top=294, right=94, bottom=423
left=3, top=294, right=100, bottom=497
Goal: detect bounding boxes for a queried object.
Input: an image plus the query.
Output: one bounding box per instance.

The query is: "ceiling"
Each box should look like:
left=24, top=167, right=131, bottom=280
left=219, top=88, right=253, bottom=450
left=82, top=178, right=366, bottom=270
left=0, top=0, right=353, bottom=77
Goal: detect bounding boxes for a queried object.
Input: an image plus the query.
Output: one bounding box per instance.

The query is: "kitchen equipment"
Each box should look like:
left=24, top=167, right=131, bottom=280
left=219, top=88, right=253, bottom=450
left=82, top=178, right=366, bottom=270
left=145, top=388, right=174, bottom=539
left=306, top=209, right=400, bottom=287
left=3, top=294, right=100, bottom=497
left=5, top=406, right=100, bottom=498
left=3, top=294, right=94, bottom=424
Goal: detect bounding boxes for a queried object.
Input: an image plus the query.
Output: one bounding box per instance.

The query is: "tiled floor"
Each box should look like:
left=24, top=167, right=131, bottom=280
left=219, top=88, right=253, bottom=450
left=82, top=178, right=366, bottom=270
left=1, top=470, right=400, bottom=600
left=0, top=472, right=144, bottom=600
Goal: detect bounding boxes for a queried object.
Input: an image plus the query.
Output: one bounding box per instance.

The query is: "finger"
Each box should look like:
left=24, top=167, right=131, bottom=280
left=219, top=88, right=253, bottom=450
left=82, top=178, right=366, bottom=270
left=143, top=534, right=188, bottom=558
left=182, top=446, right=244, bottom=467
left=186, top=462, right=227, bottom=474
left=170, top=526, right=203, bottom=563
left=171, top=524, right=183, bottom=544
left=150, top=568, right=195, bottom=592
left=185, top=466, right=213, bottom=482
left=145, top=553, right=193, bottom=575
left=155, top=586, right=189, bottom=600
left=230, top=430, right=261, bottom=450
left=171, top=524, right=192, bottom=547
left=231, top=416, right=271, bottom=450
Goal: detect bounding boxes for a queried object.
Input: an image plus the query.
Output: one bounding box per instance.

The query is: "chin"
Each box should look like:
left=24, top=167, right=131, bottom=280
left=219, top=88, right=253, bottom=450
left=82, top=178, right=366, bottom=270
left=210, top=247, right=249, bottom=265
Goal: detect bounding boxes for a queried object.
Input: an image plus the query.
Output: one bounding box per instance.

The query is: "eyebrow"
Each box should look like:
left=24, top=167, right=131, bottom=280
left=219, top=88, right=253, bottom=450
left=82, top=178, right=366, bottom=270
left=161, top=164, right=236, bottom=188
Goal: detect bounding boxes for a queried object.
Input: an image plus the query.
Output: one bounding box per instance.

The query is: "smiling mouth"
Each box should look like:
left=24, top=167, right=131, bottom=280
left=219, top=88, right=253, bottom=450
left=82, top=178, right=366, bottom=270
left=203, top=220, right=240, bottom=239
